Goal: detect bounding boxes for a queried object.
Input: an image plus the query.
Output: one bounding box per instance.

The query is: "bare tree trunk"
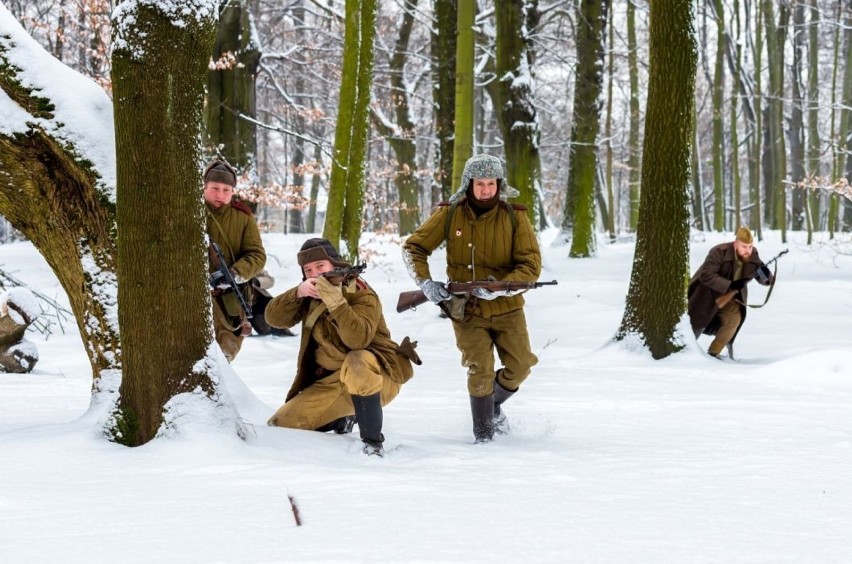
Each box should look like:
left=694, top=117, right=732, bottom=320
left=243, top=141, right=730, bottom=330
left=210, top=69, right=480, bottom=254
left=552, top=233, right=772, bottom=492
left=205, top=0, right=261, bottom=180
left=563, top=0, right=608, bottom=257
left=495, top=0, right=543, bottom=226
left=112, top=2, right=219, bottom=445
left=627, top=0, right=642, bottom=232
left=617, top=0, right=696, bottom=359
left=340, top=0, right=377, bottom=260
left=806, top=0, right=821, bottom=236
left=752, top=0, right=764, bottom=238
left=729, top=0, right=743, bottom=227
left=763, top=0, right=788, bottom=240
left=431, top=0, right=457, bottom=202
left=789, top=1, right=806, bottom=231
left=371, top=0, right=420, bottom=235
left=711, top=0, right=726, bottom=231
left=450, top=0, right=476, bottom=192
left=604, top=0, right=616, bottom=241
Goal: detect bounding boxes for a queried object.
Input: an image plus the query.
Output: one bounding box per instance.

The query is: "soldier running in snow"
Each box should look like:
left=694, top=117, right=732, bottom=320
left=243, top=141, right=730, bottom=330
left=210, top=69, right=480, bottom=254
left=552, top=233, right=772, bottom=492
left=403, top=154, right=541, bottom=443
left=688, top=226, right=775, bottom=359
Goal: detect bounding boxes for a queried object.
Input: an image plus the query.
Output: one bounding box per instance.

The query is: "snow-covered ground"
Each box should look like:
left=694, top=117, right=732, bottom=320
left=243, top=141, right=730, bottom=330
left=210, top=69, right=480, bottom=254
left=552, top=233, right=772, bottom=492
left=1, top=229, right=851, bottom=563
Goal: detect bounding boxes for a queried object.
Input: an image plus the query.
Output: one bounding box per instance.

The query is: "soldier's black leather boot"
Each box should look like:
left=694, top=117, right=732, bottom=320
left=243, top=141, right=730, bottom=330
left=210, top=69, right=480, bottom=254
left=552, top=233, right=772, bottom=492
left=470, top=393, right=495, bottom=443
left=493, top=379, right=517, bottom=435
left=352, top=393, right=385, bottom=457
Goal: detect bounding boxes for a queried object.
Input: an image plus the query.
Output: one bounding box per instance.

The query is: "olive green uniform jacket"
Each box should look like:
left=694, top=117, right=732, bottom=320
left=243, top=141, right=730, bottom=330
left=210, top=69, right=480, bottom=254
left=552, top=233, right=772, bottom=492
left=687, top=242, right=768, bottom=343
left=265, top=282, right=413, bottom=403
left=206, top=201, right=266, bottom=354
left=403, top=198, right=542, bottom=319
left=206, top=201, right=266, bottom=282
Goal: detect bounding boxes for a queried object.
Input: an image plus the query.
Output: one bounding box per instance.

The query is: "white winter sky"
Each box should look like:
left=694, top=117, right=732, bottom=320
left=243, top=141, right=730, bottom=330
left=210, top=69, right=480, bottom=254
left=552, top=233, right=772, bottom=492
left=3, top=5, right=852, bottom=563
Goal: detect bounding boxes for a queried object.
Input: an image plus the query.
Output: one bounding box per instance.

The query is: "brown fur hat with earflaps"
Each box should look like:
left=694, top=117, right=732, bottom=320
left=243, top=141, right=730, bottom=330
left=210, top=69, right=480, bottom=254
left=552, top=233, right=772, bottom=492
left=297, top=238, right=350, bottom=279
left=203, top=158, right=237, bottom=187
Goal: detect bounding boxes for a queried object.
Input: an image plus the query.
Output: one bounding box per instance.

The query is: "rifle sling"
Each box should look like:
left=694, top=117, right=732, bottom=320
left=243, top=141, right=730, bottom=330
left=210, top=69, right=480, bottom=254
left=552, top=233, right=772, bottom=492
left=305, top=301, right=328, bottom=330
left=746, top=261, right=778, bottom=309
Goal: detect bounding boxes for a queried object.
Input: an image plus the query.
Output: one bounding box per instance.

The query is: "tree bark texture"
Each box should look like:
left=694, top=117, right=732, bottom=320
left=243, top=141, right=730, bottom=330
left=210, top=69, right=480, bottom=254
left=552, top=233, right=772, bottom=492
left=711, top=0, right=726, bottom=232
left=112, top=2, right=218, bottom=445
left=205, top=0, right=261, bottom=176
left=450, top=0, right=475, bottom=193
left=431, top=0, right=457, bottom=201
left=563, top=0, right=608, bottom=257
left=341, top=0, right=377, bottom=261
left=0, top=19, right=121, bottom=382
left=617, top=0, right=696, bottom=359
left=627, top=0, right=641, bottom=231
left=495, top=0, right=542, bottom=226
left=372, top=0, right=420, bottom=235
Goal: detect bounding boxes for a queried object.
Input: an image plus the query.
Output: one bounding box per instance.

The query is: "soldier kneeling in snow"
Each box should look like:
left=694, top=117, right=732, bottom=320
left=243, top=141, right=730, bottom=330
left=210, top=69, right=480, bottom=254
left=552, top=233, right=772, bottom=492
left=0, top=287, right=39, bottom=373
left=265, top=238, right=419, bottom=457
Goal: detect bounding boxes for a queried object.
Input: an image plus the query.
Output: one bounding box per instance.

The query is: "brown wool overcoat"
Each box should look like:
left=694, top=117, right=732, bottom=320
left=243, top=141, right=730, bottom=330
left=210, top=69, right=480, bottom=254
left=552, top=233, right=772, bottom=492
left=687, top=242, right=766, bottom=342
left=265, top=283, right=413, bottom=403
left=403, top=198, right=542, bottom=319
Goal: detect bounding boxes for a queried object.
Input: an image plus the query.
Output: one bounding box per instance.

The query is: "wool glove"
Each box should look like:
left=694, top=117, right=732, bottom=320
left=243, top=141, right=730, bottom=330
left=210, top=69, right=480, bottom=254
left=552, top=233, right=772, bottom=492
left=728, top=278, right=747, bottom=291
left=231, top=270, right=247, bottom=285
left=315, top=275, right=347, bottom=311
left=419, top=279, right=451, bottom=304
left=472, top=287, right=498, bottom=300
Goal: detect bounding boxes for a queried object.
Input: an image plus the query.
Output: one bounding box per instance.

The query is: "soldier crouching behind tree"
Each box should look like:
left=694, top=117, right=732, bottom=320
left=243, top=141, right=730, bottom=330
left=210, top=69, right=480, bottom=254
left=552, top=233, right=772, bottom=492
left=203, top=158, right=267, bottom=362
left=265, top=238, right=418, bottom=457
left=688, top=226, right=774, bottom=359
left=403, top=154, right=541, bottom=444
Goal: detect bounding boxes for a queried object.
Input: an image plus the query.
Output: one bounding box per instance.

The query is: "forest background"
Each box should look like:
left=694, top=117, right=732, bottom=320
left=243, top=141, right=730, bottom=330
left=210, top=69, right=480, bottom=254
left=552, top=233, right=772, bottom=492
left=4, top=0, right=851, bottom=247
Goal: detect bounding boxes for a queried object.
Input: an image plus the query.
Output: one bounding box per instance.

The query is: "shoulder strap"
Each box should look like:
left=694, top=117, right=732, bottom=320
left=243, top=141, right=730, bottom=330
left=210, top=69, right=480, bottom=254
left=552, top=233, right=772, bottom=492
left=501, top=201, right=519, bottom=231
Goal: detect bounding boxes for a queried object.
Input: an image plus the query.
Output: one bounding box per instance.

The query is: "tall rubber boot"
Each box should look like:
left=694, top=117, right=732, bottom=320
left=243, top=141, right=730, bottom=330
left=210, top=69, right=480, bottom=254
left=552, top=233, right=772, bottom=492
left=470, top=394, right=495, bottom=443
left=493, top=379, right=517, bottom=435
left=351, top=393, right=385, bottom=457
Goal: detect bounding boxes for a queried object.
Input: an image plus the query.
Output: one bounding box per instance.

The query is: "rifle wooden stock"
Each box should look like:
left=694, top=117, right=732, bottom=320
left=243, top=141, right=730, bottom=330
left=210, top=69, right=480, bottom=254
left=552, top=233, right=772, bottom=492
left=396, top=280, right=558, bottom=313
left=715, top=290, right=737, bottom=309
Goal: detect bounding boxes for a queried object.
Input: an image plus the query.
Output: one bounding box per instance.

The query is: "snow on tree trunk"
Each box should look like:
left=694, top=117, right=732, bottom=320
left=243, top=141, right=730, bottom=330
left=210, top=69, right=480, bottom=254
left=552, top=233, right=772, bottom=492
left=111, top=1, right=221, bottom=446
left=0, top=5, right=121, bottom=382
left=495, top=0, right=543, bottom=228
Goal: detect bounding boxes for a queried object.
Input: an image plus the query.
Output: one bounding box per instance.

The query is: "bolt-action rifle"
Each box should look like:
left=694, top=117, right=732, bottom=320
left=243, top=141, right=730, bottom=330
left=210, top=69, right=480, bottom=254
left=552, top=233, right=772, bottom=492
left=397, top=279, right=558, bottom=313
left=715, top=248, right=788, bottom=309
left=321, top=262, right=367, bottom=285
